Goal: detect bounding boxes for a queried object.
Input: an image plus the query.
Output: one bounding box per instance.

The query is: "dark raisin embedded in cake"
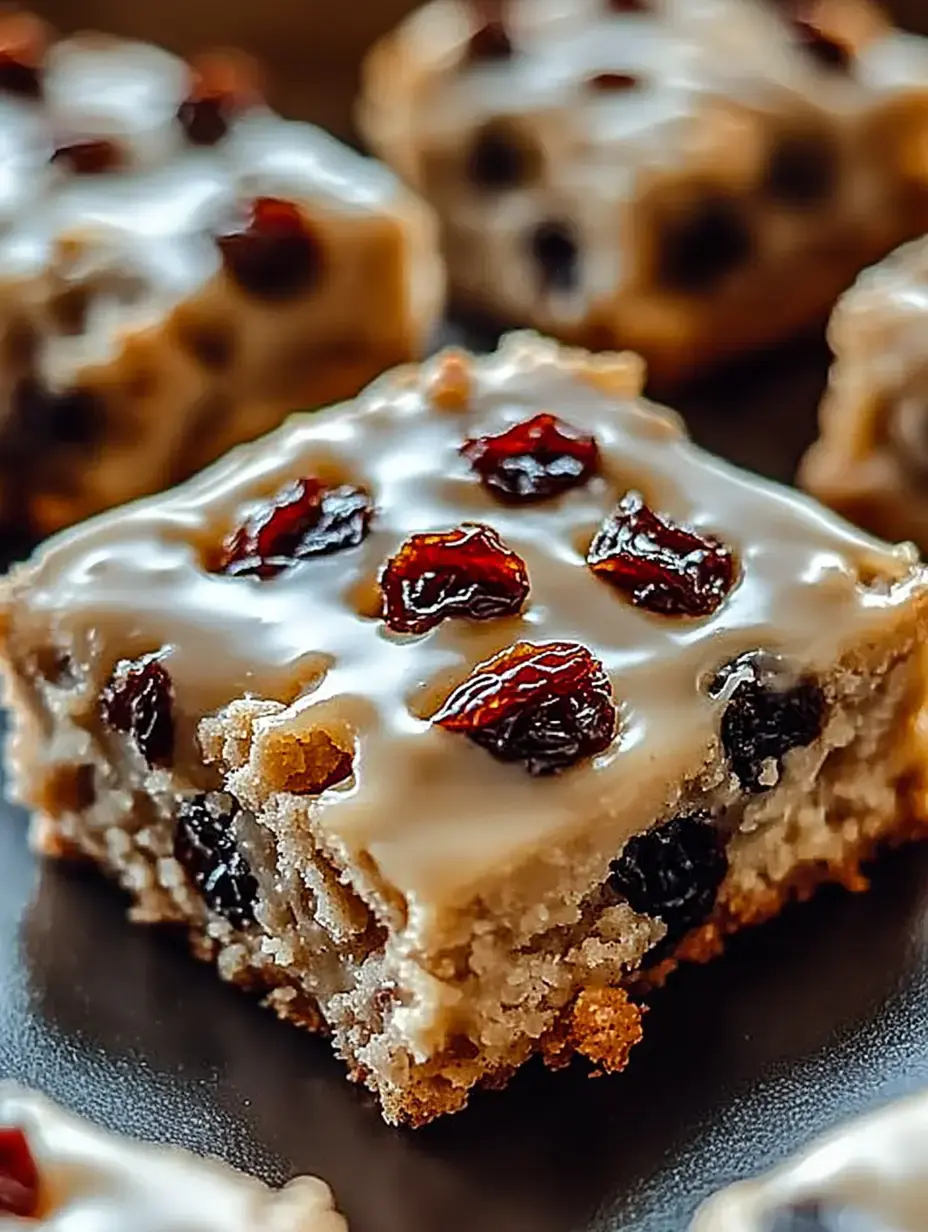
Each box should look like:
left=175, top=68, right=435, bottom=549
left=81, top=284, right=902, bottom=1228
left=529, top=220, right=580, bottom=292
left=0, top=13, right=46, bottom=98
left=177, top=52, right=260, bottom=147
left=100, top=652, right=175, bottom=768
left=466, top=19, right=513, bottom=62
left=711, top=650, right=826, bottom=793
left=791, top=19, right=853, bottom=71
left=587, top=491, right=736, bottom=617
left=218, top=478, right=373, bottom=578
left=216, top=198, right=323, bottom=301
left=609, top=812, right=728, bottom=945
left=462, top=412, right=598, bottom=502
left=4, top=379, right=103, bottom=457
left=587, top=71, right=641, bottom=91
left=763, top=130, right=841, bottom=207
left=174, top=793, right=258, bottom=927
left=0, top=1127, right=39, bottom=1217
left=51, top=139, right=123, bottom=175
left=657, top=196, right=753, bottom=293
left=433, top=640, right=617, bottom=774
left=380, top=523, right=529, bottom=634
left=467, top=121, right=539, bottom=191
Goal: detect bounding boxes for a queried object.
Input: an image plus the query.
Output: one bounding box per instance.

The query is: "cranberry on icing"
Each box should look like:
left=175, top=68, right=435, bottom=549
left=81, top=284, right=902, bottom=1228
left=433, top=640, right=618, bottom=774
left=462, top=412, right=599, bottom=502
left=215, top=198, right=323, bottom=301
left=0, top=1126, right=40, bottom=1217
left=51, top=139, right=123, bottom=175
left=380, top=523, right=530, bottom=634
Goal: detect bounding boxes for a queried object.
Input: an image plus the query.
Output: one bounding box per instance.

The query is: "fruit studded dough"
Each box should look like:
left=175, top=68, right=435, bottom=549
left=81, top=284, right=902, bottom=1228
left=360, top=0, right=928, bottom=385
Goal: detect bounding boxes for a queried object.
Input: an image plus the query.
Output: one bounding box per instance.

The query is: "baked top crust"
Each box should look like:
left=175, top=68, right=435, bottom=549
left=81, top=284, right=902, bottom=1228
left=8, top=332, right=925, bottom=917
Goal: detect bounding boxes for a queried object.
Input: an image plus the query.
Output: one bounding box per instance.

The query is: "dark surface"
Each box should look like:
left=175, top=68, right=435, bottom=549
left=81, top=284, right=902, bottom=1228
left=3, top=327, right=928, bottom=1232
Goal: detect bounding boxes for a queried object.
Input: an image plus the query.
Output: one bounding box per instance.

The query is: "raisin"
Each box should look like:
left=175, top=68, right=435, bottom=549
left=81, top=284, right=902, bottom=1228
left=529, top=220, right=580, bottom=292
left=218, top=477, right=373, bottom=579
left=763, top=130, right=840, bottom=207
left=587, top=71, right=641, bottom=91
left=0, top=1128, right=39, bottom=1217
left=462, top=412, right=598, bottom=502
left=711, top=651, right=825, bottom=794
left=174, top=793, right=257, bottom=928
left=791, top=19, right=853, bottom=71
left=381, top=523, right=529, bottom=634
left=51, top=139, right=123, bottom=175
left=607, top=0, right=650, bottom=9
left=657, top=195, right=752, bottom=294
left=467, top=121, right=537, bottom=191
left=5, top=379, right=103, bottom=455
left=0, top=13, right=45, bottom=98
left=609, top=812, right=727, bottom=945
left=216, top=198, right=322, bottom=301
left=587, top=492, right=735, bottom=617
left=177, top=52, right=259, bottom=146
left=100, top=652, right=175, bottom=768
left=466, top=19, right=513, bottom=61
left=433, top=640, right=617, bottom=774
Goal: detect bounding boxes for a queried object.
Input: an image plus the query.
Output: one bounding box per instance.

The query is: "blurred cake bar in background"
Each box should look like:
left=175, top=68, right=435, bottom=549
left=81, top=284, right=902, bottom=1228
left=0, top=15, right=444, bottom=537
left=360, top=0, right=928, bottom=386
left=0, top=1082, right=347, bottom=1229
left=800, top=237, right=928, bottom=551
left=691, top=1086, right=928, bottom=1230
left=2, top=332, right=927, bottom=1126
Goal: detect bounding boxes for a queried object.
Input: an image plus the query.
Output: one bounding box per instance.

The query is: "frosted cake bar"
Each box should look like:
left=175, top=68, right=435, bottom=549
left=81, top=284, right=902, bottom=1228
left=360, top=0, right=928, bottom=385
left=1, top=333, right=927, bottom=1125
left=0, top=1083, right=346, bottom=1230
left=0, top=14, right=443, bottom=536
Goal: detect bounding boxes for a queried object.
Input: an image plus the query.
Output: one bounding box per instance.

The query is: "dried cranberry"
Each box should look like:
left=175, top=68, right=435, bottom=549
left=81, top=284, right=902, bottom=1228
left=607, top=0, right=650, bottom=10
left=100, top=652, right=175, bottom=768
left=588, top=71, right=641, bottom=91
left=174, top=793, right=257, bottom=927
left=0, top=1128, right=39, bottom=1217
left=609, top=812, right=727, bottom=946
left=177, top=52, right=259, bottom=146
left=587, top=492, right=735, bottom=617
left=51, top=139, right=122, bottom=175
left=711, top=651, right=825, bottom=794
left=433, top=641, right=617, bottom=774
left=462, top=412, right=598, bottom=502
left=218, top=478, right=372, bottom=578
left=381, top=523, right=529, bottom=634
left=0, top=14, right=45, bottom=98
left=216, top=198, right=322, bottom=301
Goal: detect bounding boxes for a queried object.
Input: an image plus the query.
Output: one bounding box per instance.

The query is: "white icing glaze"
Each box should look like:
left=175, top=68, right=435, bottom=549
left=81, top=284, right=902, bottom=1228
left=11, top=333, right=925, bottom=914
left=691, top=1087, right=928, bottom=1230
left=0, top=1083, right=346, bottom=1231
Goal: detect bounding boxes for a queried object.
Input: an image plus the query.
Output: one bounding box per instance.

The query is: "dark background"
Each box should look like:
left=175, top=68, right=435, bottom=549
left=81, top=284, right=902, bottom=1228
left=5, top=3, right=928, bottom=1228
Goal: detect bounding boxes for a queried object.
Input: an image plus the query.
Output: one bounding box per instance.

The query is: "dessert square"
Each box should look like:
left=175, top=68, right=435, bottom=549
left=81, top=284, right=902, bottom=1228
left=359, top=0, right=928, bottom=386
left=2, top=332, right=927, bottom=1126
left=800, top=235, right=928, bottom=552
left=0, top=16, right=444, bottom=537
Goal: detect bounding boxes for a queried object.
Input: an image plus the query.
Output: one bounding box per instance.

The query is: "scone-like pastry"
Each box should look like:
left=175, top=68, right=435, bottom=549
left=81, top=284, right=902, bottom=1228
left=2, top=333, right=927, bottom=1127
left=0, top=1082, right=346, bottom=1229
left=0, top=16, right=443, bottom=537
left=691, top=1086, right=928, bottom=1231
left=800, top=236, right=928, bottom=552
left=359, top=0, right=928, bottom=386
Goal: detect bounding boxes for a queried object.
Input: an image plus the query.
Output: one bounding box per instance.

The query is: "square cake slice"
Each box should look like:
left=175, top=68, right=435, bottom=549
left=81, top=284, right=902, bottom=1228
left=0, top=17, right=444, bottom=537
left=2, top=332, right=927, bottom=1127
